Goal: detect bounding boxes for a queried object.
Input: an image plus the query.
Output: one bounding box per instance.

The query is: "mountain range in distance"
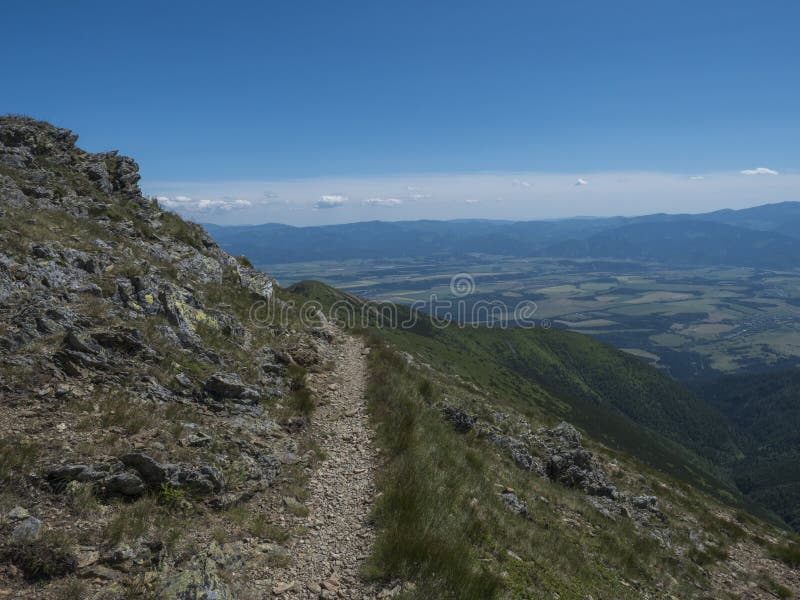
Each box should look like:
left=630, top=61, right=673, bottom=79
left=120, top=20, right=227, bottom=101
left=205, top=201, right=800, bottom=268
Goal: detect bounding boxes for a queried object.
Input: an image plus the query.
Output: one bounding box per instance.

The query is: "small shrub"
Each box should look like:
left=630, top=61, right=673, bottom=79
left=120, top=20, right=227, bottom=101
left=417, top=378, right=435, bottom=402
left=103, top=496, right=158, bottom=546
left=289, top=388, right=315, bottom=416
left=769, top=541, right=800, bottom=568
left=158, top=483, right=186, bottom=510
left=225, top=505, right=249, bottom=526
left=688, top=542, right=729, bottom=566
left=286, top=364, right=307, bottom=390
left=65, top=481, right=100, bottom=516
left=249, top=514, right=289, bottom=542
left=760, top=575, right=793, bottom=599
left=236, top=255, right=254, bottom=268
left=0, top=437, right=39, bottom=481
left=6, top=530, right=78, bottom=581
left=211, top=526, right=230, bottom=544
left=285, top=500, right=310, bottom=518
left=121, top=574, right=161, bottom=600
left=160, top=211, right=205, bottom=250
left=54, top=576, right=89, bottom=600
left=99, top=396, right=155, bottom=434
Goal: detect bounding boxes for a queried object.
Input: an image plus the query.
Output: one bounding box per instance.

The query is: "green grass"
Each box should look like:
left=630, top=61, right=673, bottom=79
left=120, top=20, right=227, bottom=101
left=363, top=341, right=500, bottom=599
left=361, top=337, right=705, bottom=598
left=0, top=437, right=40, bottom=482
left=102, top=496, right=160, bottom=546
left=248, top=514, right=289, bottom=542
left=768, top=539, right=800, bottom=568
left=158, top=483, right=187, bottom=510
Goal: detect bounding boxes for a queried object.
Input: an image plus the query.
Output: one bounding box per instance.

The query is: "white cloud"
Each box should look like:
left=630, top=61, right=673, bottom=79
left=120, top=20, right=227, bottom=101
left=364, top=197, right=403, bottom=207
left=689, top=175, right=705, bottom=180
left=465, top=198, right=481, bottom=204
left=740, top=167, right=779, bottom=175
left=314, top=194, right=346, bottom=209
left=575, top=178, right=588, bottom=186
left=157, top=195, right=252, bottom=212
left=512, top=179, right=531, bottom=188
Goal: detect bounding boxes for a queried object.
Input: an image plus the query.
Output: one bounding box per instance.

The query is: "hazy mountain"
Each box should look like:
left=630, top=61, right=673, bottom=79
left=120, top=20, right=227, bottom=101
left=206, top=202, right=800, bottom=269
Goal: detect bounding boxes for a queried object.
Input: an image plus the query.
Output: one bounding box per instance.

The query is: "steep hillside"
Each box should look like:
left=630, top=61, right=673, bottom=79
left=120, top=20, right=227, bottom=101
left=696, top=369, right=800, bottom=531
left=0, top=116, right=355, bottom=598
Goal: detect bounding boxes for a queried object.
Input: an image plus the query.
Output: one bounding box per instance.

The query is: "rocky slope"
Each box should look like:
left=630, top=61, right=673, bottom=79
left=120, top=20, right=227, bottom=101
left=0, top=116, right=354, bottom=598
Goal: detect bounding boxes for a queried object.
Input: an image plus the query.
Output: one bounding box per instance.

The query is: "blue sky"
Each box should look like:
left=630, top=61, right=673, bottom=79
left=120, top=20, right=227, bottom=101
left=3, top=1, right=799, bottom=224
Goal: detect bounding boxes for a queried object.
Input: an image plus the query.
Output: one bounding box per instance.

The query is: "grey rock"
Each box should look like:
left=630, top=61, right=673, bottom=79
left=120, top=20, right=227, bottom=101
left=631, top=495, right=658, bottom=510
left=160, top=568, right=231, bottom=600
left=441, top=404, right=477, bottom=434
left=237, top=265, right=274, bottom=300
left=6, top=506, right=31, bottom=522
left=541, top=425, right=617, bottom=498
left=102, top=539, right=159, bottom=571
left=47, top=463, right=108, bottom=491
left=105, top=472, right=146, bottom=497
left=30, top=243, right=57, bottom=259
left=499, top=490, right=528, bottom=517
left=173, top=465, right=224, bottom=496
left=119, top=453, right=169, bottom=487
left=12, top=516, right=43, bottom=541
left=65, top=329, right=103, bottom=355
left=204, top=372, right=260, bottom=401
left=485, top=431, right=544, bottom=475
left=83, top=160, right=113, bottom=193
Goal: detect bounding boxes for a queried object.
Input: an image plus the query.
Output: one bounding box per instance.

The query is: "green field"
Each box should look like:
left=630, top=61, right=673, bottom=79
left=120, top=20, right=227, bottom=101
left=267, top=257, right=800, bottom=380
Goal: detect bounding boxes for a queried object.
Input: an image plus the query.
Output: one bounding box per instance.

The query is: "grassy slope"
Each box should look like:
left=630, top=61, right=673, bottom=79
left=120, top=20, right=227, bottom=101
left=361, top=333, right=799, bottom=598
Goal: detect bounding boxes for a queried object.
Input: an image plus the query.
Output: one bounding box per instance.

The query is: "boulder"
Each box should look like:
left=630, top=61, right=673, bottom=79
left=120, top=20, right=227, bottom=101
left=11, top=517, right=43, bottom=542
left=204, top=372, right=260, bottom=401
left=47, top=463, right=109, bottom=491
left=441, top=404, right=477, bottom=434
left=159, top=565, right=231, bottom=600
left=105, top=472, right=146, bottom=497
left=5, top=506, right=31, bottom=522
left=499, top=489, right=529, bottom=517
left=119, top=453, right=169, bottom=487
left=173, top=465, right=224, bottom=496
left=542, top=426, right=618, bottom=498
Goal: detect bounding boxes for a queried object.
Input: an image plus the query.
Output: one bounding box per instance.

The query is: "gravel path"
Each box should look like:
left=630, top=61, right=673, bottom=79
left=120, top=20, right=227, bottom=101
left=270, top=334, right=380, bottom=599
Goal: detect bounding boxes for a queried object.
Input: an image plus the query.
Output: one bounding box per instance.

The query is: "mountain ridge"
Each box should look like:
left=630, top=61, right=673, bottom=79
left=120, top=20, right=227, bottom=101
left=205, top=201, right=800, bottom=268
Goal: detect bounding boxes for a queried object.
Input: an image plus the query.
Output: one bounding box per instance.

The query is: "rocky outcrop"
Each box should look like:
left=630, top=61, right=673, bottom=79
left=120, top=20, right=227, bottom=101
left=539, top=422, right=618, bottom=498
left=441, top=404, right=478, bottom=433
left=47, top=453, right=225, bottom=499
left=0, top=116, right=335, bottom=597
left=440, top=403, right=627, bottom=508
left=204, top=372, right=260, bottom=401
